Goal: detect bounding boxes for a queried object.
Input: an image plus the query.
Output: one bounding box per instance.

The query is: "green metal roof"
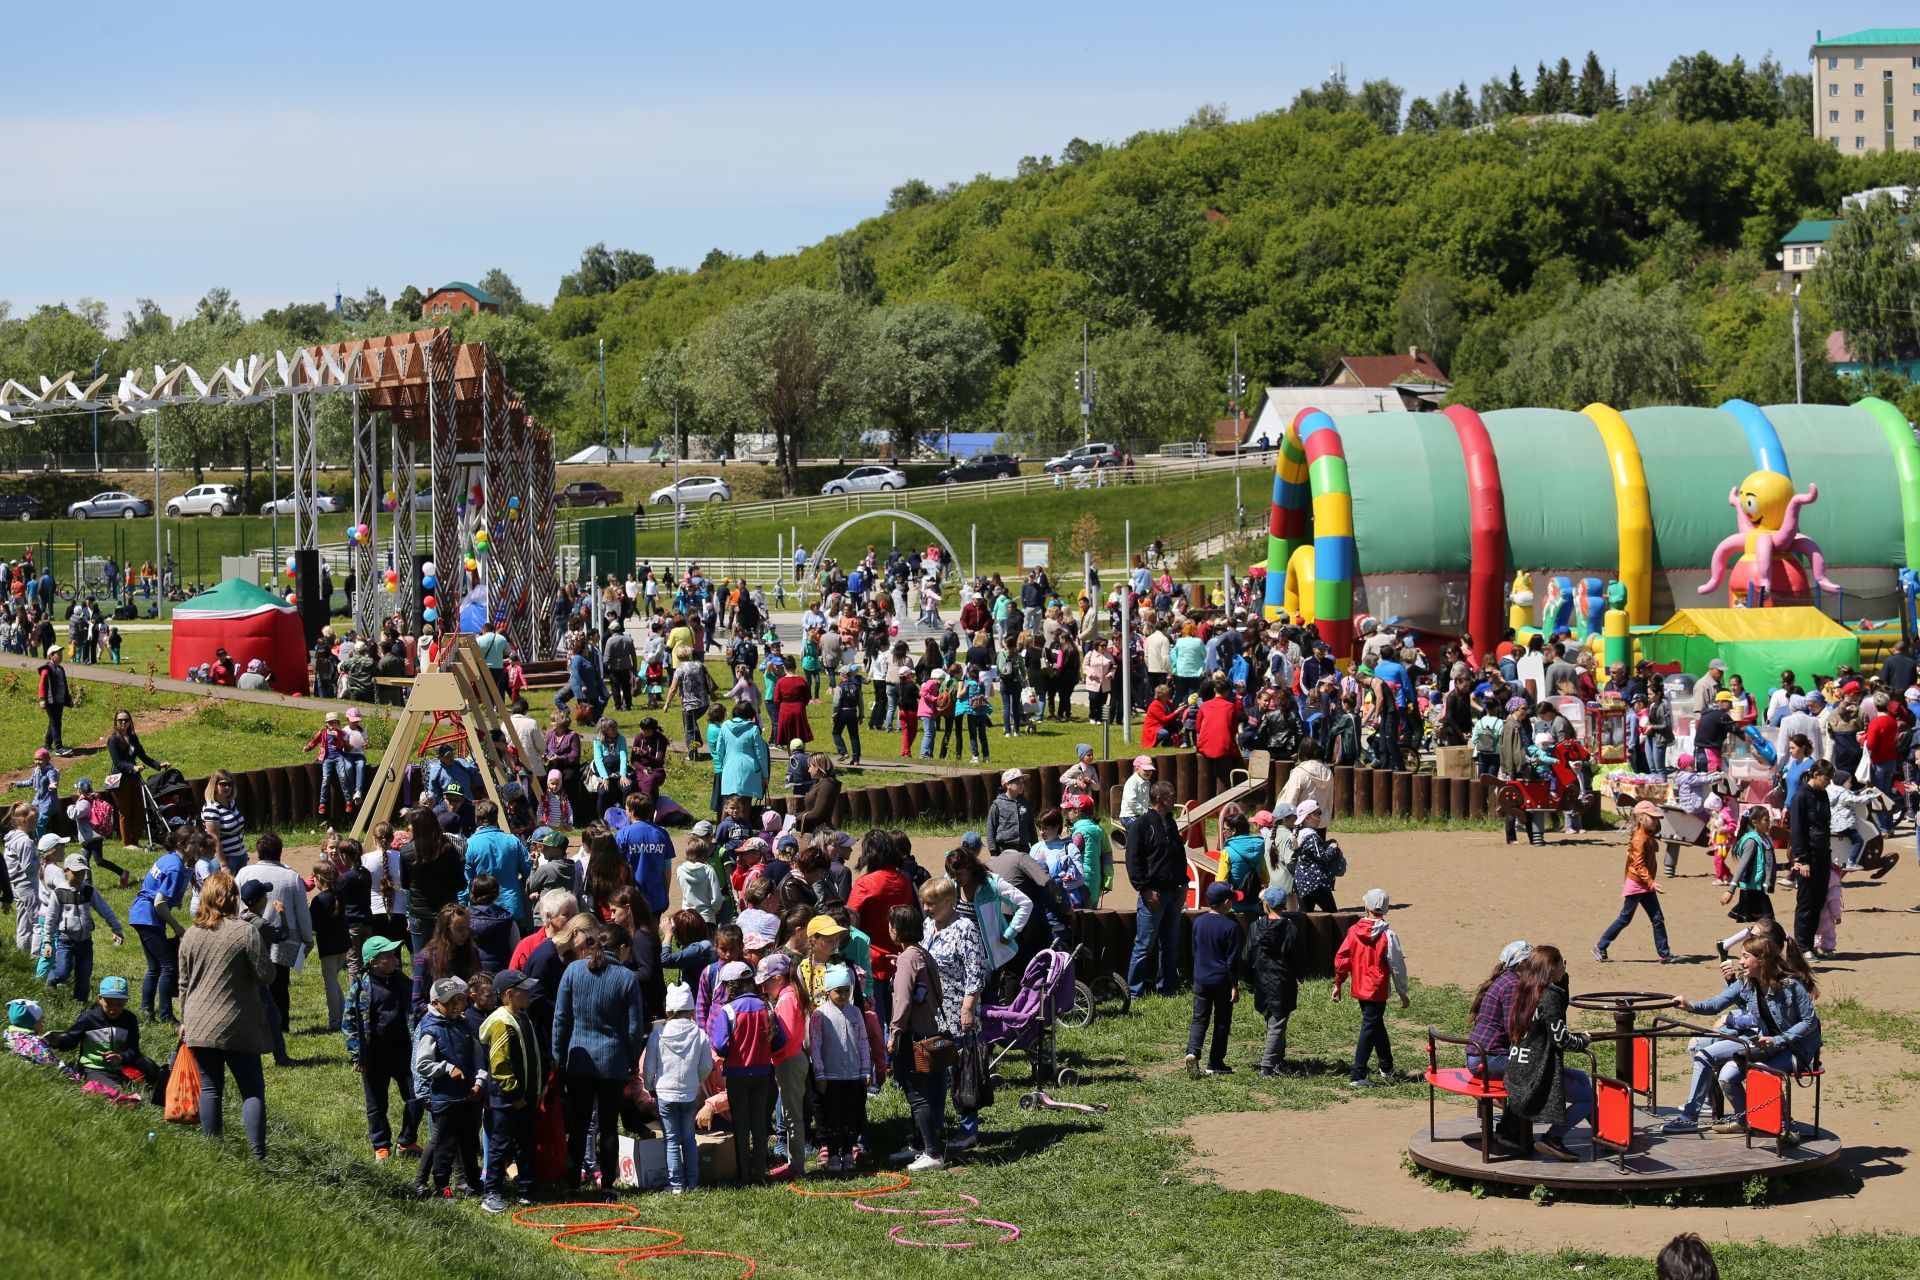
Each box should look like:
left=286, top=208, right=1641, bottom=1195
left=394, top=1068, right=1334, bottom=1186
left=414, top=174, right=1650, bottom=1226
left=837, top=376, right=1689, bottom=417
left=1813, top=28, right=1920, bottom=47
left=433, top=281, right=500, bottom=305
left=1779, top=218, right=1838, bottom=245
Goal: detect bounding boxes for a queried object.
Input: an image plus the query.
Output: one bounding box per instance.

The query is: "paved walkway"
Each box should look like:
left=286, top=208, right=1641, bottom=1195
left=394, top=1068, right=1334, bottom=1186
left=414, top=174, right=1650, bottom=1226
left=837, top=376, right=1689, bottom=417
left=0, top=652, right=363, bottom=714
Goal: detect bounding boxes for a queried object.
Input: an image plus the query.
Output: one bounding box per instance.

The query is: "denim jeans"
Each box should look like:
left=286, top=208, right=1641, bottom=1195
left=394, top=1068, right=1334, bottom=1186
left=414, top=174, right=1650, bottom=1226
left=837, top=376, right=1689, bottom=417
left=48, top=936, right=94, bottom=997
left=660, top=1098, right=700, bottom=1190
left=1597, top=892, right=1671, bottom=959
left=195, top=1046, right=267, bottom=1158
left=1127, top=890, right=1184, bottom=997
left=893, top=1056, right=947, bottom=1156
left=1871, top=761, right=1899, bottom=833
left=1187, top=980, right=1234, bottom=1067
left=1545, top=1069, right=1595, bottom=1141
left=484, top=1101, right=536, bottom=1195
left=1352, top=999, right=1392, bottom=1079
left=967, top=714, right=991, bottom=760
left=134, top=923, right=179, bottom=1019
left=361, top=1042, right=421, bottom=1150
left=1677, top=1040, right=1794, bottom=1120
left=320, top=756, right=350, bottom=810
left=1646, top=739, right=1667, bottom=775
left=920, top=717, right=936, bottom=758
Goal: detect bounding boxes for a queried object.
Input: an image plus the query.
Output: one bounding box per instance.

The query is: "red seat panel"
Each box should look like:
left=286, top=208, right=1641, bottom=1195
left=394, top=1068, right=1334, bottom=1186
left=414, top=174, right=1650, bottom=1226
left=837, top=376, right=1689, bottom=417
left=1426, top=1067, right=1507, bottom=1099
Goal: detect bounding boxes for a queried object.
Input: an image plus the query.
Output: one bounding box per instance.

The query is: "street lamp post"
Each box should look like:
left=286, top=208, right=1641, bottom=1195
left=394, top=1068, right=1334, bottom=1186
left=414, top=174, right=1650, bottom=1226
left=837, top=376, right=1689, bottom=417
left=1792, top=281, right=1804, bottom=404
left=90, top=346, right=106, bottom=473
left=672, top=396, right=681, bottom=579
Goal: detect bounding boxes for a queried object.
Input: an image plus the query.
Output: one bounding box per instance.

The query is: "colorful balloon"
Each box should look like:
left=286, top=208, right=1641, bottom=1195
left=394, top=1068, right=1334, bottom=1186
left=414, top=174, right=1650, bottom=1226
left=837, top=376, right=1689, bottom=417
left=422, top=562, right=438, bottom=578
left=422, top=595, right=437, bottom=610
left=422, top=574, right=437, bottom=591
left=422, top=607, right=438, bottom=622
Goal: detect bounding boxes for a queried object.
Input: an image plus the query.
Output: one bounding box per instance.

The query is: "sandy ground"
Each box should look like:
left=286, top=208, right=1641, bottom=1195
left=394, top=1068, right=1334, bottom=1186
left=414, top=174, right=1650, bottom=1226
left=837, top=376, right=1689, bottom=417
left=1175, top=825, right=1920, bottom=1251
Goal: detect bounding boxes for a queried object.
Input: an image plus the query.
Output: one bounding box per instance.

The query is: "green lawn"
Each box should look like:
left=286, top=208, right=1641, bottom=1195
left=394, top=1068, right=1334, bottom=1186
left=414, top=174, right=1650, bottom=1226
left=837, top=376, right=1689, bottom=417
left=0, top=677, right=189, bottom=769
left=630, top=470, right=1252, bottom=579
left=5, top=884, right=1916, bottom=1279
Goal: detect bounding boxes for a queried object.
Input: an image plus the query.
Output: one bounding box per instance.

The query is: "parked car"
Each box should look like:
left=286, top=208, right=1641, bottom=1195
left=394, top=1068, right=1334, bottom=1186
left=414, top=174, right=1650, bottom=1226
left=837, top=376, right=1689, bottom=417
left=649, top=476, right=732, bottom=506
left=821, top=466, right=907, bottom=496
left=68, top=491, right=153, bottom=520
left=935, top=453, right=1021, bottom=484
left=167, top=484, right=241, bottom=518
left=558, top=481, right=624, bottom=508
left=1042, top=443, right=1123, bottom=475
left=0, top=494, right=44, bottom=522
left=259, top=493, right=347, bottom=515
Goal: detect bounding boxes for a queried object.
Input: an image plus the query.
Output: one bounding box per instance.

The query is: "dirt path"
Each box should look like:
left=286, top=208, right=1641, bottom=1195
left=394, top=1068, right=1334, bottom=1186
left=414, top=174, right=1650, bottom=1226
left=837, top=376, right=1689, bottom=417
left=1169, top=825, right=1920, bottom=1250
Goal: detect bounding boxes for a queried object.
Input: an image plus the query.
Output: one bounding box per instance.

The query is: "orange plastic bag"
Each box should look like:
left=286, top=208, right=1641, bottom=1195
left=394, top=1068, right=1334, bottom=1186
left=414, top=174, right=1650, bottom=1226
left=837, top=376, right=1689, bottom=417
left=164, top=1043, right=202, bottom=1125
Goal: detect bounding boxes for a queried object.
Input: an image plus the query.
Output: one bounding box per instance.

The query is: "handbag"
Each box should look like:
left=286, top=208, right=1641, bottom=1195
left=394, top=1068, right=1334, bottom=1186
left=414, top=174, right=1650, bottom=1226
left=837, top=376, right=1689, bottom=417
left=163, top=1042, right=202, bottom=1125
left=913, top=1033, right=959, bottom=1073
left=584, top=773, right=607, bottom=793
left=952, top=1034, right=994, bottom=1111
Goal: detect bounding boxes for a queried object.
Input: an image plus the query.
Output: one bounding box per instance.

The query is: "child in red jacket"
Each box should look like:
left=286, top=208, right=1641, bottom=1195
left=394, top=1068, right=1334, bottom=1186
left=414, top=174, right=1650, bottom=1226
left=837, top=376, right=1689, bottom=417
left=1331, top=887, right=1409, bottom=1087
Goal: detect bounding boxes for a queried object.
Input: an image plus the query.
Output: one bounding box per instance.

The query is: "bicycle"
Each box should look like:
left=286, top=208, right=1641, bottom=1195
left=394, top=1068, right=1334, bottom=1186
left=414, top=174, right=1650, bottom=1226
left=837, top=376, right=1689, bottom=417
left=1057, top=941, right=1132, bottom=1030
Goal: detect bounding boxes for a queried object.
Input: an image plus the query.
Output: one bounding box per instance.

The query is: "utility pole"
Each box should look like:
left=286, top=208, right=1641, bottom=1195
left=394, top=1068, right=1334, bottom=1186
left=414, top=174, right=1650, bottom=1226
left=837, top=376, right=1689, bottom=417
left=599, top=338, right=609, bottom=452
left=1228, top=331, right=1247, bottom=463
left=1073, top=323, right=1097, bottom=447
left=1791, top=281, right=1804, bottom=405
left=671, top=396, right=681, bottom=579
left=90, top=347, right=106, bottom=472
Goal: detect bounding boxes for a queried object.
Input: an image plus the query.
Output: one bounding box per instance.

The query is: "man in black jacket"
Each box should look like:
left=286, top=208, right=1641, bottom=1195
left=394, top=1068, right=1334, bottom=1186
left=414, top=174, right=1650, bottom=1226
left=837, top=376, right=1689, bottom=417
left=1125, top=782, right=1185, bottom=999
left=1789, top=759, right=1834, bottom=955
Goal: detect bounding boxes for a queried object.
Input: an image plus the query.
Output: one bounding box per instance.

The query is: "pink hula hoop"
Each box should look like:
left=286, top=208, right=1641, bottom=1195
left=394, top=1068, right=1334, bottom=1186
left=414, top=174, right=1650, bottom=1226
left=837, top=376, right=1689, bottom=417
left=887, top=1217, right=1022, bottom=1248
left=853, top=1190, right=983, bottom=1215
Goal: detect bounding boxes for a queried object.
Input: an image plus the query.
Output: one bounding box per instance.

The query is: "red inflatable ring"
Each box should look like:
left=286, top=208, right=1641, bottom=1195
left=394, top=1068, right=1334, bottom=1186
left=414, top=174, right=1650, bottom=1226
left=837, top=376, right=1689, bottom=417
left=511, top=1202, right=639, bottom=1230
left=616, top=1249, right=759, bottom=1278
left=788, top=1172, right=912, bottom=1198
left=550, top=1224, right=684, bottom=1255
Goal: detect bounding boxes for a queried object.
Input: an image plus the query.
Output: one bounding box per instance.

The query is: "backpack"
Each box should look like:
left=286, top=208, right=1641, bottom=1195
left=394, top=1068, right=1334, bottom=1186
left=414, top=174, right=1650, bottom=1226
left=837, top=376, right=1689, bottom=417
left=934, top=682, right=956, bottom=715
left=89, top=796, right=114, bottom=829
left=1470, top=715, right=1502, bottom=755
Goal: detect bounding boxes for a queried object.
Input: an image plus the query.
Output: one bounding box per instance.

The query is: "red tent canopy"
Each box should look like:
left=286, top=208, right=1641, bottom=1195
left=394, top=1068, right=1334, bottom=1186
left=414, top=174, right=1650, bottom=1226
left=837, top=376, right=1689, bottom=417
left=169, top=579, right=309, bottom=695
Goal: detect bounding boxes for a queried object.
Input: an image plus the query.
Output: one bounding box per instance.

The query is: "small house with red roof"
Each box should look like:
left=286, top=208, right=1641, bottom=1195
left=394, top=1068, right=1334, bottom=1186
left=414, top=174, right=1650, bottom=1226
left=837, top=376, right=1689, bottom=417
left=420, top=281, right=502, bottom=318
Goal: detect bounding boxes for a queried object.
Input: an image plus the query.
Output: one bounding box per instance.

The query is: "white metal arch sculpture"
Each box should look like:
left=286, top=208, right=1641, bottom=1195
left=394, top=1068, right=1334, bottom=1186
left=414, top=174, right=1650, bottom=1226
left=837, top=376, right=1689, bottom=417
left=808, top=509, right=961, bottom=581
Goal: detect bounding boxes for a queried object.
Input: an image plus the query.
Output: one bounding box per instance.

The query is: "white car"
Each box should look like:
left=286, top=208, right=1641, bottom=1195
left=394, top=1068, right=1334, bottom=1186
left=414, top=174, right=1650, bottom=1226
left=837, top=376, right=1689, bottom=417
left=649, top=476, right=732, bottom=505
left=821, top=465, right=906, bottom=496
left=259, top=494, right=346, bottom=515
left=167, top=484, right=240, bottom=518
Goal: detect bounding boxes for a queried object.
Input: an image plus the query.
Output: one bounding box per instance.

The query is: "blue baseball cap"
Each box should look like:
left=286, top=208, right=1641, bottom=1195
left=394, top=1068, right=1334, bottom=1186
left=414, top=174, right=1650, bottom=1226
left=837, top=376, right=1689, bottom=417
left=1259, top=886, right=1288, bottom=911
left=98, top=976, right=130, bottom=1000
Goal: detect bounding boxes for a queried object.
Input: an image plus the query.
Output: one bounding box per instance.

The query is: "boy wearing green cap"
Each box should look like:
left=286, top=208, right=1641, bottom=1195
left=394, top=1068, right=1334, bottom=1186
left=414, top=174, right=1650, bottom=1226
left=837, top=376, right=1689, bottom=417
left=46, top=976, right=161, bottom=1092
left=344, top=934, right=421, bottom=1160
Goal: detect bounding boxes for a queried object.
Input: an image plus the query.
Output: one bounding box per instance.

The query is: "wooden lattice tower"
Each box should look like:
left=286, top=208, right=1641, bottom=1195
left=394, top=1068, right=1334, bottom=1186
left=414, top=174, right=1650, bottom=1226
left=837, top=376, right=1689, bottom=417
left=347, top=635, right=534, bottom=844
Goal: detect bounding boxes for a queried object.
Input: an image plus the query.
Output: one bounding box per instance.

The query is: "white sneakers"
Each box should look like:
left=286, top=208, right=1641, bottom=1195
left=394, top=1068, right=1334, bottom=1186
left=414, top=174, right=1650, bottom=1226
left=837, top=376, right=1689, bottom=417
left=907, top=1152, right=947, bottom=1172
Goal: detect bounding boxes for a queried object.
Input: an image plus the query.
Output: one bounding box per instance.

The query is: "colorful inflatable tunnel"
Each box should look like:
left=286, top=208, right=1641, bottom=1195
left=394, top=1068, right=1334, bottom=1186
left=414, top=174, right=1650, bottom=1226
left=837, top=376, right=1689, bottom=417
left=169, top=578, right=311, bottom=695
left=1261, top=399, right=1919, bottom=657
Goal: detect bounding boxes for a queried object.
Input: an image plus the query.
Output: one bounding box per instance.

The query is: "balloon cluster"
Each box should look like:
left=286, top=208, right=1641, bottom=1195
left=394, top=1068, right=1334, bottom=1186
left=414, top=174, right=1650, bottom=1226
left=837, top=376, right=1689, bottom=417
left=508, top=494, right=522, bottom=521
left=345, top=523, right=372, bottom=546
left=474, top=528, right=491, bottom=557
left=284, top=555, right=298, bottom=580
left=383, top=490, right=398, bottom=513
left=421, top=561, right=440, bottom=622
left=383, top=569, right=399, bottom=593
left=468, top=484, right=483, bottom=509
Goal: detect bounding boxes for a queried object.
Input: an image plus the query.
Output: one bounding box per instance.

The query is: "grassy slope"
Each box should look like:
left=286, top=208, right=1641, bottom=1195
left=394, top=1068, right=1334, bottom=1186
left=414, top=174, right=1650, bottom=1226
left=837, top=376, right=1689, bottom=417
left=629, top=470, right=1249, bottom=574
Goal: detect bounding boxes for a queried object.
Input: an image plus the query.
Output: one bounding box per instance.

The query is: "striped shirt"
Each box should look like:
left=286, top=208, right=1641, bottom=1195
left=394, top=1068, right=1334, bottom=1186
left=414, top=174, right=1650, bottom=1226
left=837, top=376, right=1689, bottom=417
left=200, top=800, right=246, bottom=864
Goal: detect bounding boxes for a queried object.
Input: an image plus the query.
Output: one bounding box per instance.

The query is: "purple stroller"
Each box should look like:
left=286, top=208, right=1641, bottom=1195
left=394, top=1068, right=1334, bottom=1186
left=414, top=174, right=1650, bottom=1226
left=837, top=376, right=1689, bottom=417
left=980, top=946, right=1079, bottom=1090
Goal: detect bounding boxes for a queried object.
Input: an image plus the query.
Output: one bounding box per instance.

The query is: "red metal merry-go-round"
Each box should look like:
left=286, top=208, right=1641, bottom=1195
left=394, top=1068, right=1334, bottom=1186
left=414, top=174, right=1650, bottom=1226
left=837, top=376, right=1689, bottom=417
left=1409, top=991, right=1840, bottom=1191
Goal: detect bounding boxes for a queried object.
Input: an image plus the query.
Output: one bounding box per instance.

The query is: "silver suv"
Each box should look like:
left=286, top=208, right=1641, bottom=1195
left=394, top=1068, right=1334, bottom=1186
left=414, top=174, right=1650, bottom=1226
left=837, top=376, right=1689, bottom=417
left=167, top=484, right=240, bottom=518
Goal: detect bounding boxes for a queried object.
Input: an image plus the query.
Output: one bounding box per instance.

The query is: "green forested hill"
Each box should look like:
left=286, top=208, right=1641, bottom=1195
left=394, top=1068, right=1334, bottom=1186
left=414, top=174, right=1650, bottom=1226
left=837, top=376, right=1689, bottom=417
left=12, top=61, right=1920, bottom=481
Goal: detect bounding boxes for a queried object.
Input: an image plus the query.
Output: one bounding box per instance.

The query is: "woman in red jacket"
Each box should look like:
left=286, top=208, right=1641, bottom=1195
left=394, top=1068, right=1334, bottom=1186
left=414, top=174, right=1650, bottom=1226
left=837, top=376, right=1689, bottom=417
left=1140, top=684, right=1176, bottom=748
left=846, top=831, right=916, bottom=1020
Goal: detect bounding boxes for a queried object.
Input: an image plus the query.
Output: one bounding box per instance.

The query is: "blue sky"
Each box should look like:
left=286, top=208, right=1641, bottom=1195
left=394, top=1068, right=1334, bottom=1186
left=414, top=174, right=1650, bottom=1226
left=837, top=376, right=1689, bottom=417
left=1, top=1, right=1882, bottom=325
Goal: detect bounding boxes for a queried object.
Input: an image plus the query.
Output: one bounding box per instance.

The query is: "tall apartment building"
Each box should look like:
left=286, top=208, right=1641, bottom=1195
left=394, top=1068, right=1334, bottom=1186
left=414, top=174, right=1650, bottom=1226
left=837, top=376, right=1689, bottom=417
left=1812, top=28, right=1920, bottom=153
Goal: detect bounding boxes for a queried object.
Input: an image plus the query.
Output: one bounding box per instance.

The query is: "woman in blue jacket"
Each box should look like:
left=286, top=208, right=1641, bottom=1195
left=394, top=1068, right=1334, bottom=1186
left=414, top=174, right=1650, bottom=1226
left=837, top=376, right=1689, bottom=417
left=712, top=703, right=771, bottom=803
left=1662, top=932, right=1820, bottom=1134
left=552, top=922, right=646, bottom=1192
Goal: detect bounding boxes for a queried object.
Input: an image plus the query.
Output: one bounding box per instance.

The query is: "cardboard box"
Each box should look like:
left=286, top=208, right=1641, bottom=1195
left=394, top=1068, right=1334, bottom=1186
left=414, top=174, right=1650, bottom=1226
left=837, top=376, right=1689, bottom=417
left=615, top=1136, right=668, bottom=1190
left=1434, top=745, right=1474, bottom=780
left=696, top=1130, right=738, bottom=1185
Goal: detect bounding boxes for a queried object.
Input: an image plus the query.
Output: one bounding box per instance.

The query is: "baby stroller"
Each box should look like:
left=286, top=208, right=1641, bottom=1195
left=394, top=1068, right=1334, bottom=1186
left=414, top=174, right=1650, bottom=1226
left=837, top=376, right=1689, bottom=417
left=979, top=947, right=1078, bottom=1095
left=140, top=767, right=197, bottom=846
